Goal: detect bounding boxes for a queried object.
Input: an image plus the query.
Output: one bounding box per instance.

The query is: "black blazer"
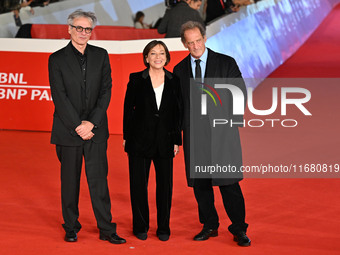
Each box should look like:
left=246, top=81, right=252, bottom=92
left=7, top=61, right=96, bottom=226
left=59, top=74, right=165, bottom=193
left=157, top=1, right=205, bottom=38
left=173, top=48, right=247, bottom=186
left=123, top=69, right=182, bottom=158
left=48, top=42, right=112, bottom=146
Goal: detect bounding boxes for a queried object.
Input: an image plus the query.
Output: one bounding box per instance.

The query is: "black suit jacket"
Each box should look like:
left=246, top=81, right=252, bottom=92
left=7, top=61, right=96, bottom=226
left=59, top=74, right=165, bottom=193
left=123, top=69, right=182, bottom=158
left=206, top=0, right=225, bottom=23
left=48, top=42, right=112, bottom=146
left=173, top=48, right=247, bottom=187
left=157, top=1, right=205, bottom=38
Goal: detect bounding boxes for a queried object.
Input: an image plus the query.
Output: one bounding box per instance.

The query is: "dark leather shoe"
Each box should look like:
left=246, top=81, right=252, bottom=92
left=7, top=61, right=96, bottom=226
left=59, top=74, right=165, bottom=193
left=100, top=233, right=126, bottom=244
left=233, top=231, right=251, bottom=247
left=135, top=232, right=147, bottom=240
left=193, top=228, right=218, bottom=241
left=64, top=231, right=77, bottom=242
left=157, top=234, right=169, bottom=241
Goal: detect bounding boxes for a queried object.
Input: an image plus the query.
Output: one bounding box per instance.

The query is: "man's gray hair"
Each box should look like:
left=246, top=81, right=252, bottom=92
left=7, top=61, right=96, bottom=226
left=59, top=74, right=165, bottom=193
left=180, top=21, right=206, bottom=43
left=67, top=9, right=97, bottom=28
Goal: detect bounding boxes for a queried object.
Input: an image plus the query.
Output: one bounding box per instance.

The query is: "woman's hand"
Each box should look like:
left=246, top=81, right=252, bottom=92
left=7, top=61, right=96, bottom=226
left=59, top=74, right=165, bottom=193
left=174, top=145, right=179, bottom=156
left=123, top=140, right=126, bottom=148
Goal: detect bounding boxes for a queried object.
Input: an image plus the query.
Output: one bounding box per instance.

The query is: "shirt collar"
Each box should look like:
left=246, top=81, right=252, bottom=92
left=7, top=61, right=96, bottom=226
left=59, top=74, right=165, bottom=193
left=71, top=42, right=88, bottom=57
left=190, top=47, right=208, bottom=66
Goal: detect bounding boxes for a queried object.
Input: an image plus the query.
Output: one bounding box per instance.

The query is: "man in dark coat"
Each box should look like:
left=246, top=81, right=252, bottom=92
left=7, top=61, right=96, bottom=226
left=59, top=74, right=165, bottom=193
left=158, top=0, right=205, bottom=38
left=173, top=21, right=251, bottom=246
left=48, top=10, right=125, bottom=244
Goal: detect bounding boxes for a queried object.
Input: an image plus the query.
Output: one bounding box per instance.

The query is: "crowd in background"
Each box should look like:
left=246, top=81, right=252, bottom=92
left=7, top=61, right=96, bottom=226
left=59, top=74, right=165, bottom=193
left=205, top=0, right=262, bottom=22
left=135, top=0, right=262, bottom=37
left=0, top=0, right=261, bottom=36
left=0, top=0, right=59, bottom=26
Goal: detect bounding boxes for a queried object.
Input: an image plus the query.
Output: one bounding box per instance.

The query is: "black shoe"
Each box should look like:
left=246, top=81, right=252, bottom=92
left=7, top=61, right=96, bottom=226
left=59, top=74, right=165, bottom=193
left=64, top=231, right=77, bottom=242
left=135, top=232, right=147, bottom=240
left=233, top=231, right=251, bottom=247
left=193, top=228, right=218, bottom=241
left=157, top=234, right=169, bottom=241
left=99, top=233, right=126, bottom=244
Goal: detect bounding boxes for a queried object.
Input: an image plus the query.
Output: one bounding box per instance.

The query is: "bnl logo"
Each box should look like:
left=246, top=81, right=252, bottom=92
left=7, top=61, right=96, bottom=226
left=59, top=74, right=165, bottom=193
left=199, top=83, right=312, bottom=116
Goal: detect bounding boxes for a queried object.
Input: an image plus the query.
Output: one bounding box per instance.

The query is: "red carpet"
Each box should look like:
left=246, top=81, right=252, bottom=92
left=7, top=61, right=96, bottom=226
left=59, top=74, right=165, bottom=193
left=1, top=4, right=340, bottom=255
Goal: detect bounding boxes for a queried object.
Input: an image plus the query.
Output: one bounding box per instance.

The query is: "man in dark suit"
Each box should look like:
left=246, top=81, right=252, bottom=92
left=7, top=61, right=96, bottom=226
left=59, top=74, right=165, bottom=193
left=48, top=10, right=125, bottom=244
left=173, top=21, right=251, bottom=246
left=158, top=0, right=205, bottom=38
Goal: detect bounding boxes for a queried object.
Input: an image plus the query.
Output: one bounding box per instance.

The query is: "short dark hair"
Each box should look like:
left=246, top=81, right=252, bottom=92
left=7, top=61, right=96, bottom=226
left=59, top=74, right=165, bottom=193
left=143, top=40, right=171, bottom=67
left=180, top=21, right=206, bottom=44
left=134, top=11, right=145, bottom=23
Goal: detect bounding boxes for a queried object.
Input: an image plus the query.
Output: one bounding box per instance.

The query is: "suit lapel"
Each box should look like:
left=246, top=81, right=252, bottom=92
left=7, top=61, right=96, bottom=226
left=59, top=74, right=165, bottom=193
left=142, top=69, right=158, bottom=111
left=86, top=45, right=96, bottom=96
left=182, top=55, right=192, bottom=101
left=64, top=42, right=83, bottom=84
left=185, top=54, right=193, bottom=79
left=205, top=48, right=217, bottom=78
left=158, top=69, right=173, bottom=112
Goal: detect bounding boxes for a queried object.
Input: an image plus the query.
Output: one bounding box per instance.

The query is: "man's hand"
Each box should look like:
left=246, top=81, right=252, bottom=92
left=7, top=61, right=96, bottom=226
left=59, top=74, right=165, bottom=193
left=75, top=121, right=95, bottom=140
left=174, top=145, right=179, bottom=156
left=82, top=131, right=95, bottom=140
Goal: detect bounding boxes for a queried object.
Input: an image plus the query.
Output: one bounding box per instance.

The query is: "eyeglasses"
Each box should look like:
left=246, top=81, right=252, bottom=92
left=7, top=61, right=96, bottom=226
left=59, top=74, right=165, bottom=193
left=70, top=24, right=93, bottom=34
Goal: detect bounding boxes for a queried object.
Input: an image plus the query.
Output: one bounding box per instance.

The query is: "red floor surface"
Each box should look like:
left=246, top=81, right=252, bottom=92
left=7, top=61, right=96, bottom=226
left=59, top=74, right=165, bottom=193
left=1, top=4, right=340, bottom=255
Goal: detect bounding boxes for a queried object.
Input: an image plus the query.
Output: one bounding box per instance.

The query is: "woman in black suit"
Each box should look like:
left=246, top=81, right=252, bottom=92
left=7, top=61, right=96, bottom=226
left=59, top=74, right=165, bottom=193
left=123, top=40, right=182, bottom=241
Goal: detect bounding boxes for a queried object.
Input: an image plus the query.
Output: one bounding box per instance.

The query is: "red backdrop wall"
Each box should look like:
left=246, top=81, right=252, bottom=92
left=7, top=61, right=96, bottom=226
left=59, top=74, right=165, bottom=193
left=0, top=50, right=188, bottom=134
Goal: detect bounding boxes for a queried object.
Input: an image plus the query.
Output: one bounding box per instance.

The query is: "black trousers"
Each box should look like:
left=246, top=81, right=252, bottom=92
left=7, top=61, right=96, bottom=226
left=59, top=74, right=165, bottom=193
left=193, top=179, right=248, bottom=235
left=128, top=155, right=173, bottom=236
left=56, top=141, right=116, bottom=235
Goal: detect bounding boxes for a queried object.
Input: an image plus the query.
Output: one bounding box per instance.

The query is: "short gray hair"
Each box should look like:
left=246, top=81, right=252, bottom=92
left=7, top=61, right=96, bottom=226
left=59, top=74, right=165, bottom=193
left=180, top=21, right=206, bottom=43
left=67, top=9, right=97, bottom=28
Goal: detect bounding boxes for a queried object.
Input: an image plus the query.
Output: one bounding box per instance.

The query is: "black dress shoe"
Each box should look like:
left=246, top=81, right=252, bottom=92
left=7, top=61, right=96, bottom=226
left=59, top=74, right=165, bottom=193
left=157, top=234, right=169, bottom=241
left=193, top=228, right=218, bottom=241
left=233, top=231, right=251, bottom=247
left=135, top=232, right=147, bottom=240
left=99, top=233, right=126, bottom=244
left=64, top=231, right=77, bottom=242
